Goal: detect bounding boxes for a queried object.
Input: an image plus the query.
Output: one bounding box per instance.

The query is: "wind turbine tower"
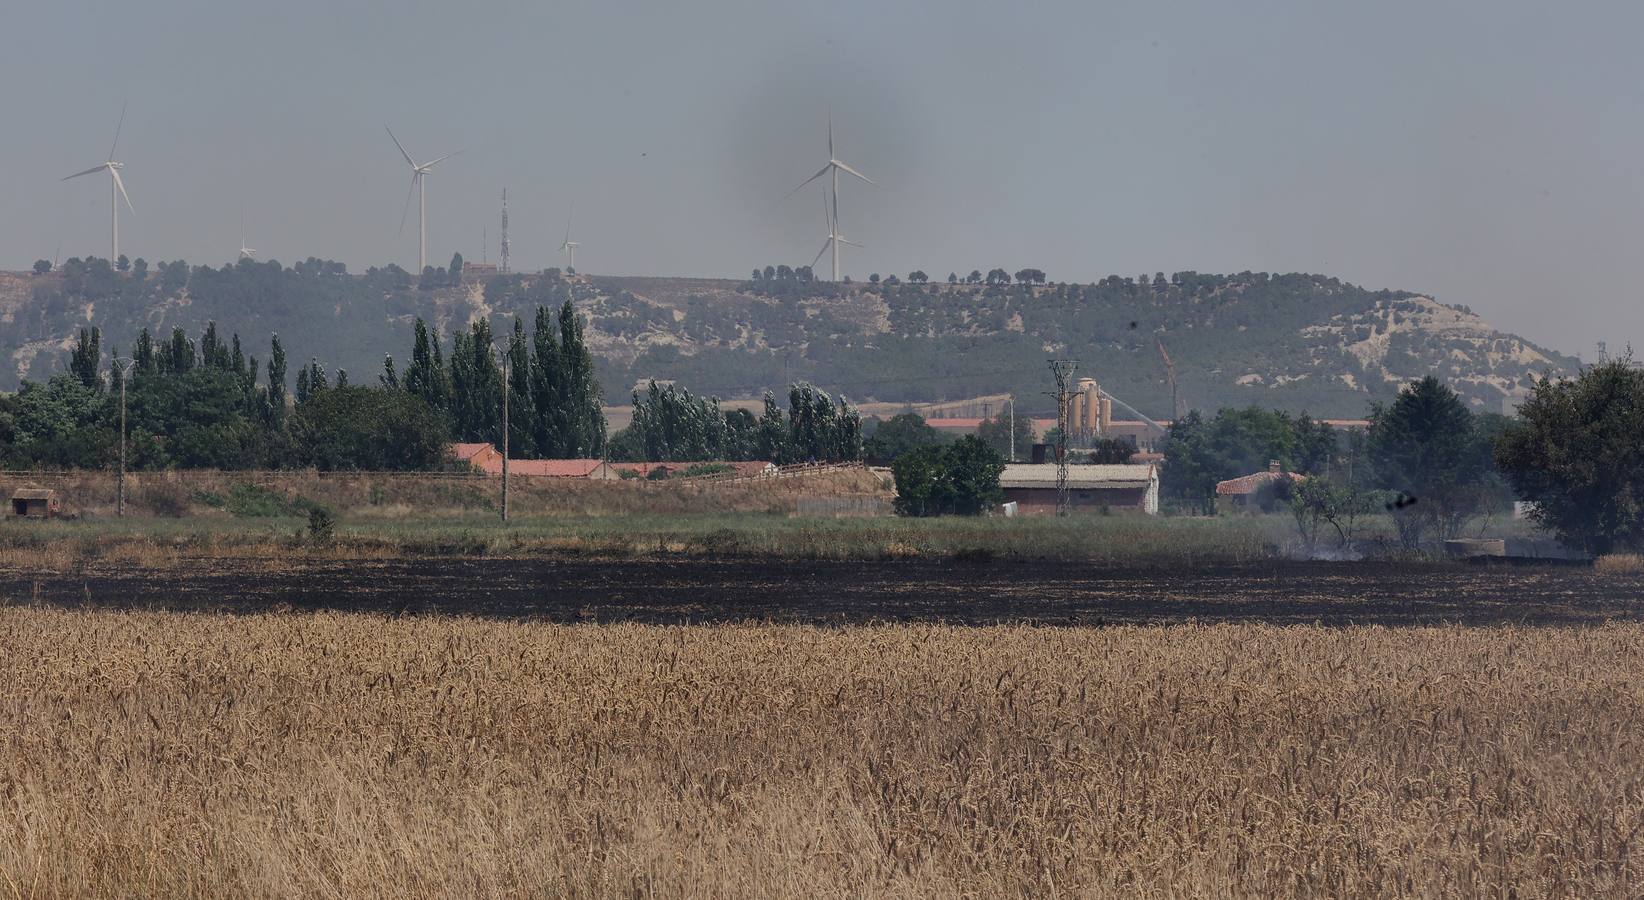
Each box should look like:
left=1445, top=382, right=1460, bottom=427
left=499, top=189, right=511, bottom=275
left=238, top=213, right=256, bottom=261
left=386, top=126, right=459, bottom=272
left=62, top=102, right=134, bottom=261
left=788, top=114, right=874, bottom=281
left=560, top=209, right=580, bottom=273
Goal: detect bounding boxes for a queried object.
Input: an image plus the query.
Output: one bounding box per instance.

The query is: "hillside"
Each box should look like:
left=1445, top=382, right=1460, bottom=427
left=0, top=261, right=1578, bottom=418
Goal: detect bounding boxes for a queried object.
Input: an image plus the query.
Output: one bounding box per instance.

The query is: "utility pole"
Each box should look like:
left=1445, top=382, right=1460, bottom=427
left=1007, top=395, right=1016, bottom=462
left=1048, top=359, right=1078, bottom=517
left=112, top=357, right=135, bottom=517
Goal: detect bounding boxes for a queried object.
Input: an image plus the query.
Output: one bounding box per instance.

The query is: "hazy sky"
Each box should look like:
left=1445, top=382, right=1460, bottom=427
left=5, top=0, right=1642, bottom=359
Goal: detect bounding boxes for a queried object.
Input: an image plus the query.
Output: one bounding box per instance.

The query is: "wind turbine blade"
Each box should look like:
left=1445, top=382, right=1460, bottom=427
left=62, top=164, right=109, bottom=181
left=397, top=173, right=417, bottom=236
left=811, top=238, right=831, bottom=270
left=782, top=164, right=833, bottom=201
left=385, top=126, right=416, bottom=168
left=108, top=100, right=127, bottom=161
left=823, top=191, right=833, bottom=232
left=563, top=205, right=573, bottom=246
left=422, top=150, right=462, bottom=169
left=827, top=111, right=834, bottom=161
left=839, top=237, right=863, bottom=248
left=109, top=167, right=134, bottom=213
left=833, top=160, right=875, bottom=185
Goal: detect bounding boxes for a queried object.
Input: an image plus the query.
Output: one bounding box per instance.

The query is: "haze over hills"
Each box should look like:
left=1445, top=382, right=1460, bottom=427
left=0, top=260, right=1578, bottom=419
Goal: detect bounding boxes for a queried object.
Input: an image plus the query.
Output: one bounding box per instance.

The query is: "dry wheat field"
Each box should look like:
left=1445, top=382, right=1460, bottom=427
left=2, top=607, right=1641, bottom=898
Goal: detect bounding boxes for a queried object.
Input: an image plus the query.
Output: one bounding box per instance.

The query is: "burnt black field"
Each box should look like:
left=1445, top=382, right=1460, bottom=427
left=3, top=558, right=1640, bottom=627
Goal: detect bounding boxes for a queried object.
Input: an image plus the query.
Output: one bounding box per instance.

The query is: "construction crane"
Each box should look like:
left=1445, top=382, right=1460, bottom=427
left=1157, top=338, right=1185, bottom=421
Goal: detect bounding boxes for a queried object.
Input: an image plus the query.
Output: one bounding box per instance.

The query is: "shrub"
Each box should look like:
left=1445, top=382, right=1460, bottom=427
left=142, top=482, right=191, bottom=518
left=306, top=507, right=336, bottom=544
left=225, top=484, right=290, bottom=518
left=682, top=463, right=735, bottom=478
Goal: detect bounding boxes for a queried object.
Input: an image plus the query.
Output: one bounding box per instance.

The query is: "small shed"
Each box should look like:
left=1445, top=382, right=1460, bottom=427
left=998, top=463, right=1160, bottom=515
left=10, top=488, right=60, bottom=519
left=1215, top=461, right=1305, bottom=514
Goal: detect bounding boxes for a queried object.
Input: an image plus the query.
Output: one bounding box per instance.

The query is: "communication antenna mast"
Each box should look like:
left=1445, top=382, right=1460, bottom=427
left=499, top=189, right=511, bottom=275
left=1048, top=359, right=1078, bottom=516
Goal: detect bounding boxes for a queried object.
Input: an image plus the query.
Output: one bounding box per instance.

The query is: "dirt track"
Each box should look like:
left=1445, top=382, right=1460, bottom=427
left=3, top=558, right=1641, bottom=626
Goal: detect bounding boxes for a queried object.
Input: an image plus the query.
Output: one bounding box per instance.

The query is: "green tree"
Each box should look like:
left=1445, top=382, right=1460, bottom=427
left=1496, top=358, right=1644, bottom=554
left=976, top=410, right=1032, bottom=461
left=1160, top=407, right=1323, bottom=499
left=506, top=317, right=533, bottom=457
left=891, top=446, right=948, bottom=516
left=864, top=413, right=947, bottom=463
left=449, top=252, right=464, bottom=281
left=266, top=334, right=288, bottom=429
left=529, top=305, right=563, bottom=456
left=116, top=254, right=130, bottom=272
left=1367, top=376, right=1488, bottom=546
left=892, top=436, right=1004, bottom=516
left=556, top=299, right=605, bottom=457
left=943, top=435, right=1006, bottom=514
left=1088, top=437, right=1135, bottom=464
left=756, top=392, right=786, bottom=461
left=8, top=374, right=113, bottom=468
left=288, top=386, right=451, bottom=471
left=68, top=327, right=102, bottom=390
left=404, top=319, right=447, bottom=413
left=32, top=259, right=51, bottom=275
left=1288, top=477, right=1384, bottom=553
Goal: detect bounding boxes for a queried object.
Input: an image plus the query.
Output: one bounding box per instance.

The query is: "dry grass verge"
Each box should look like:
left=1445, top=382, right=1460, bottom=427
left=0, top=467, right=889, bottom=519
left=1595, top=553, right=1644, bottom=574
left=0, top=609, right=1638, bottom=897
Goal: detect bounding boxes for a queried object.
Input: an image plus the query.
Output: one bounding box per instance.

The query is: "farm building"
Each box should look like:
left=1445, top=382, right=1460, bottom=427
left=9, top=488, right=60, bottom=519
left=998, top=463, right=1159, bottom=515
left=449, top=442, right=505, bottom=475
left=1215, top=461, right=1306, bottom=514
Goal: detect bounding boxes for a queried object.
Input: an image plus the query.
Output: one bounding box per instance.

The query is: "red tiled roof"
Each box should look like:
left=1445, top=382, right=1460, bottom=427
left=925, top=417, right=986, bottom=430
left=449, top=442, right=495, bottom=460
left=1215, top=470, right=1306, bottom=496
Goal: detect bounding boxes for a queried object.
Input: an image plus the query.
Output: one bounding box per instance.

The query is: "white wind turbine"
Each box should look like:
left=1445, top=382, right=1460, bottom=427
left=787, top=114, right=874, bottom=281
left=811, top=188, right=860, bottom=277
left=386, top=126, right=459, bottom=272
left=238, top=211, right=256, bottom=260
left=560, top=208, right=580, bottom=273
left=62, top=102, right=134, bottom=262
